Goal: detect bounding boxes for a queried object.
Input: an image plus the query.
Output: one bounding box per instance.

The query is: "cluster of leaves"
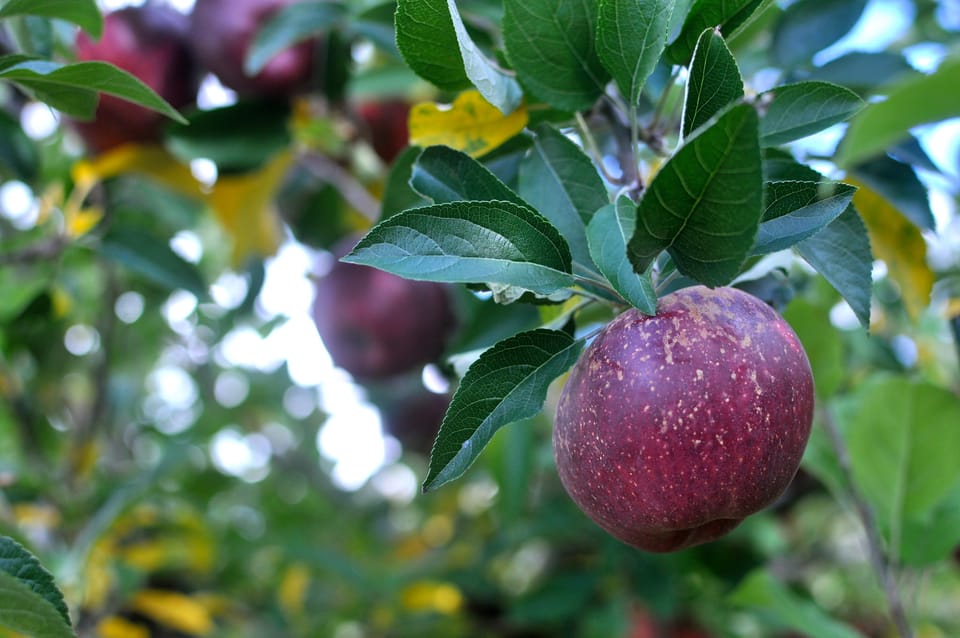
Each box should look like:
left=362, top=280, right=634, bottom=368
left=1, top=0, right=959, bottom=637
left=365, top=0, right=879, bottom=492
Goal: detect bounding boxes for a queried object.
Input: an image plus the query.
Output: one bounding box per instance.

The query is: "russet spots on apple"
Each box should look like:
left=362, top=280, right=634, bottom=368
left=554, top=285, right=814, bottom=552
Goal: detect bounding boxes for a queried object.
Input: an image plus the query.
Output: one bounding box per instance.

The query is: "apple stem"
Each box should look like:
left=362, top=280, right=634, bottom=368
left=821, top=406, right=915, bottom=638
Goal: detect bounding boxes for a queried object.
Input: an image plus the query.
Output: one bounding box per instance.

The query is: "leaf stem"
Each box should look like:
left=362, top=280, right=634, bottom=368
left=820, top=406, right=914, bottom=638
left=571, top=272, right=622, bottom=302
left=299, top=152, right=380, bottom=222
left=654, top=268, right=681, bottom=294
left=574, top=111, right=620, bottom=185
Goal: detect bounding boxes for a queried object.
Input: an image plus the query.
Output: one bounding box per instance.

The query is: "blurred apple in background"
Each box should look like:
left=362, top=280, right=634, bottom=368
left=377, top=381, right=451, bottom=455
left=356, top=99, right=411, bottom=164
left=311, top=237, right=457, bottom=381
left=189, top=0, right=317, bottom=97
left=72, top=4, right=198, bottom=153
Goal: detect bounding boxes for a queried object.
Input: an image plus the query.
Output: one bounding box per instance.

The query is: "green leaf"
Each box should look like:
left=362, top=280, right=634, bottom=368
left=763, top=150, right=823, bottom=181
left=342, top=201, right=574, bottom=296
left=596, top=0, right=675, bottom=106
left=587, top=198, right=657, bottom=314
left=759, top=81, right=863, bottom=147
left=666, top=0, right=762, bottom=64
left=795, top=206, right=872, bottom=328
left=629, top=103, right=762, bottom=286
left=100, top=228, right=208, bottom=299
left=245, top=1, right=344, bottom=75
left=166, top=101, right=291, bottom=173
left=805, top=51, right=915, bottom=96
left=519, top=124, right=609, bottom=273
left=851, top=155, right=935, bottom=231
left=899, top=481, right=960, bottom=567
left=753, top=180, right=857, bottom=254
left=729, top=569, right=864, bottom=638
left=410, top=145, right=528, bottom=207
left=682, top=27, right=743, bottom=138
left=0, top=0, right=101, bottom=38
left=0, top=266, right=50, bottom=323
left=772, top=0, right=868, bottom=68
left=381, top=146, right=429, bottom=219
left=395, top=0, right=522, bottom=113
left=394, top=0, right=468, bottom=91
left=0, top=536, right=75, bottom=638
left=0, top=59, right=186, bottom=123
left=503, top=0, right=610, bottom=111
left=837, top=55, right=960, bottom=168
left=842, top=376, right=960, bottom=556
left=889, top=135, right=941, bottom=174
left=423, top=329, right=584, bottom=491
left=0, top=109, right=39, bottom=182
left=783, top=297, right=844, bottom=398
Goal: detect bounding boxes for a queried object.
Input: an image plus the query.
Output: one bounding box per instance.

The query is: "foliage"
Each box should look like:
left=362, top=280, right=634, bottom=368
left=1, top=0, right=959, bottom=637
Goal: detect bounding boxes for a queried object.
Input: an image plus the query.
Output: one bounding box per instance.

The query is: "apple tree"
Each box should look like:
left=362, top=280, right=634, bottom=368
left=1, top=0, right=959, bottom=637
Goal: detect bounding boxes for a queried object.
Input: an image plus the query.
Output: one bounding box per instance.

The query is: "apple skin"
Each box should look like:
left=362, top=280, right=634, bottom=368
left=311, top=248, right=456, bottom=381
left=553, top=285, right=814, bottom=553
left=189, top=0, right=315, bottom=97
left=73, top=6, right=197, bottom=153
left=356, top=100, right=411, bottom=164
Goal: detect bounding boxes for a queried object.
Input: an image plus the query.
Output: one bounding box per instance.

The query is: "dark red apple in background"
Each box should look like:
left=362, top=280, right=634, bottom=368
left=311, top=238, right=456, bottom=380
left=554, top=285, right=814, bottom=553
left=356, top=100, right=411, bottom=164
left=377, top=382, right=451, bottom=455
left=73, top=5, right=197, bottom=153
left=189, top=0, right=316, bottom=97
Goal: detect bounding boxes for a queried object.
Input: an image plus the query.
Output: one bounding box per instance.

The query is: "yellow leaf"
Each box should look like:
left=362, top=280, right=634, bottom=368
left=66, top=207, right=104, bottom=238
left=206, top=152, right=292, bottom=266
left=409, top=90, right=528, bottom=157
left=11, top=503, right=60, bottom=529
left=851, top=179, right=934, bottom=320
left=95, top=616, right=149, bottom=638
left=50, top=286, right=72, bottom=319
left=946, top=297, right=960, bottom=319
left=129, top=590, right=214, bottom=636
left=277, top=563, right=310, bottom=617
left=71, top=144, right=204, bottom=199
left=400, top=581, right=464, bottom=615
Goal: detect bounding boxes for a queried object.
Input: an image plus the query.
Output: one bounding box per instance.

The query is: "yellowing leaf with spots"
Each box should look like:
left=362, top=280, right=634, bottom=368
left=409, top=90, right=528, bottom=157
left=851, top=179, right=933, bottom=320
left=206, top=152, right=292, bottom=265
left=129, top=590, right=214, bottom=636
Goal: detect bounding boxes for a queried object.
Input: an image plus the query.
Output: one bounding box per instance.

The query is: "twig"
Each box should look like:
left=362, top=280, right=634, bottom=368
left=299, top=152, right=381, bottom=223
left=575, top=111, right=620, bottom=185
left=0, top=234, right=70, bottom=265
left=67, top=267, right=119, bottom=484
left=820, top=406, right=914, bottom=638
left=949, top=315, right=960, bottom=385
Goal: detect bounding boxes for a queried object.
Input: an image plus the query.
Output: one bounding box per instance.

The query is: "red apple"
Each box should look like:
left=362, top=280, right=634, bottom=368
left=311, top=240, right=456, bottom=380
left=73, top=5, right=197, bottom=153
left=356, top=100, right=411, bottom=164
left=554, top=285, right=814, bottom=553
left=189, top=0, right=316, bottom=97
left=379, top=385, right=451, bottom=455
